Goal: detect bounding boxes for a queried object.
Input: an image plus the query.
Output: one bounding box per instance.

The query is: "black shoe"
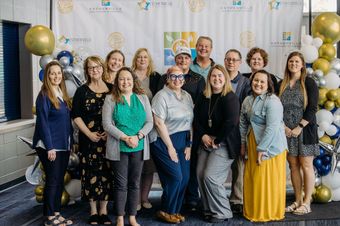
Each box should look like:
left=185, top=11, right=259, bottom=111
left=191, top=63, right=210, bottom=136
left=231, top=203, right=243, bottom=214
left=88, top=214, right=99, bottom=225
left=99, top=214, right=112, bottom=225
left=209, top=217, right=228, bottom=223
left=184, top=201, right=198, bottom=211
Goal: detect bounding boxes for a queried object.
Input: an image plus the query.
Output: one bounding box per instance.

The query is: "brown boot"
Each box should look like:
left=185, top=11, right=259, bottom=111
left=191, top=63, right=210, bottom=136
left=156, top=211, right=180, bottom=224
left=174, top=214, right=185, bottom=222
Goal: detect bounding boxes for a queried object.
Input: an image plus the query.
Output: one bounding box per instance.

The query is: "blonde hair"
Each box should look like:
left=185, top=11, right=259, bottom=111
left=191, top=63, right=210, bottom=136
left=279, top=51, right=308, bottom=109
left=41, top=61, right=71, bottom=109
left=131, top=48, right=155, bottom=76
left=83, top=56, right=106, bottom=85
left=203, top=64, right=233, bottom=98
left=196, top=36, right=213, bottom=48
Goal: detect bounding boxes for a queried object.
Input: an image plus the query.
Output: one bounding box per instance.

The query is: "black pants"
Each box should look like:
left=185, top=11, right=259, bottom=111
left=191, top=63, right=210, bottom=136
left=111, top=151, right=143, bottom=216
left=36, top=148, right=70, bottom=216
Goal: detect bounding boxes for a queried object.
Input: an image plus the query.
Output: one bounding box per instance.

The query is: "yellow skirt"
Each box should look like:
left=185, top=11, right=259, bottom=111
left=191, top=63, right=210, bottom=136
left=243, top=129, right=287, bottom=222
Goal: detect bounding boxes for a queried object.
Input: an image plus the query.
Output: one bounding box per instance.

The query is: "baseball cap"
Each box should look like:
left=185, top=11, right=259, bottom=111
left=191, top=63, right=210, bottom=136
left=175, top=46, right=191, bottom=58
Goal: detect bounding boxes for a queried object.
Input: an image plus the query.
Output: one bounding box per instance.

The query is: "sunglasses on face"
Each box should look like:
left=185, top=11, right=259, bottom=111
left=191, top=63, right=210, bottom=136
left=169, top=74, right=185, bottom=81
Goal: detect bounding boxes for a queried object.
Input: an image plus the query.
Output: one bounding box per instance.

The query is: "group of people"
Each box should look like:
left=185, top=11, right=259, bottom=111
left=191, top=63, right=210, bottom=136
left=32, top=35, right=319, bottom=226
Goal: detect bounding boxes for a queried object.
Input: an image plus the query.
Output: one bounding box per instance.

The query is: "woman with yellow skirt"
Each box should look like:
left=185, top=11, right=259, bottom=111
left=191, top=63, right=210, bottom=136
left=239, top=70, right=288, bottom=222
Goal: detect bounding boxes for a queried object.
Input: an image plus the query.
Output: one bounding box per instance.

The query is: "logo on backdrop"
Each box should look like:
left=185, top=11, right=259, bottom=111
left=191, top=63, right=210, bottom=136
left=269, top=0, right=302, bottom=10
left=108, top=32, right=125, bottom=50
left=220, top=0, right=252, bottom=12
left=102, top=0, right=110, bottom=6
left=282, top=32, right=292, bottom=41
left=164, top=32, right=197, bottom=66
left=240, top=31, right=256, bottom=48
left=268, top=0, right=280, bottom=10
left=137, top=0, right=173, bottom=11
left=188, top=0, right=205, bottom=12
left=88, top=0, right=122, bottom=13
left=270, top=32, right=299, bottom=47
left=232, top=1, right=242, bottom=6
left=138, top=0, right=151, bottom=10
left=58, top=0, right=73, bottom=14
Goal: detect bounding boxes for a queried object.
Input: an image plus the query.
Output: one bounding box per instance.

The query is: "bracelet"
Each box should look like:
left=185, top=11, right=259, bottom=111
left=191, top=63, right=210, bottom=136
left=298, top=123, right=304, bottom=128
left=186, top=141, right=193, bottom=148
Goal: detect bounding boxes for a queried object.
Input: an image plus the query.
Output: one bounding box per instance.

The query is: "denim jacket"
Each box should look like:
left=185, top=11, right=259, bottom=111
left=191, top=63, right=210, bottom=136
left=239, top=93, right=287, bottom=158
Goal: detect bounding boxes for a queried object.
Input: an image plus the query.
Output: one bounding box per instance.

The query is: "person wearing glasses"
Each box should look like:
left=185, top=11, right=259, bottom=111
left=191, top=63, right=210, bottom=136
left=190, top=36, right=215, bottom=79
left=224, top=49, right=251, bottom=214
left=104, top=50, right=125, bottom=84
left=72, top=56, right=113, bottom=225
left=244, top=47, right=280, bottom=93
left=102, top=67, right=153, bottom=226
left=131, top=48, right=161, bottom=211
left=151, top=66, right=194, bottom=224
left=194, top=64, right=240, bottom=223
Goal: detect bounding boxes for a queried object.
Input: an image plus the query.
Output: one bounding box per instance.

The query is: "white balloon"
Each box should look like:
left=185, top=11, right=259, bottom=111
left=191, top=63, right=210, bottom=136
left=330, top=58, right=340, bottom=75
left=326, top=125, right=338, bottom=136
left=324, top=71, right=340, bottom=89
left=312, top=37, right=323, bottom=48
left=319, top=121, right=331, bottom=132
left=332, top=186, right=340, bottom=201
left=300, top=45, right=318, bottom=63
left=301, top=35, right=313, bottom=45
left=318, top=128, right=325, bottom=138
left=322, top=170, right=340, bottom=190
left=64, top=179, right=81, bottom=199
left=316, top=109, right=334, bottom=125
left=39, top=55, right=54, bottom=69
left=65, top=80, right=77, bottom=98
left=306, top=67, right=314, bottom=76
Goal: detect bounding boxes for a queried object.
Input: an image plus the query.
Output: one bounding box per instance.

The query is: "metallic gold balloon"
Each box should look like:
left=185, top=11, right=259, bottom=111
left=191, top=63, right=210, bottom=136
left=32, top=106, right=36, bottom=115
left=319, top=43, right=336, bottom=61
left=64, top=171, right=71, bottom=184
left=61, top=191, right=70, bottom=206
left=320, top=135, right=332, bottom=144
left=312, top=12, right=340, bottom=44
left=34, top=185, right=44, bottom=196
left=36, top=194, right=44, bottom=203
left=314, top=184, right=332, bottom=203
left=319, top=88, right=328, bottom=105
left=326, top=89, right=339, bottom=101
left=336, top=98, right=340, bottom=108
left=39, top=162, right=44, bottom=171
left=24, top=25, right=55, bottom=56
left=324, top=100, right=335, bottom=111
left=313, top=58, right=330, bottom=74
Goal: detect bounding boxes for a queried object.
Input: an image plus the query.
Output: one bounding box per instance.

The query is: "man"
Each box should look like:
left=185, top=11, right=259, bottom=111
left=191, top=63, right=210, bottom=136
left=224, top=49, right=251, bottom=214
left=158, top=46, right=205, bottom=210
left=190, top=36, right=215, bottom=80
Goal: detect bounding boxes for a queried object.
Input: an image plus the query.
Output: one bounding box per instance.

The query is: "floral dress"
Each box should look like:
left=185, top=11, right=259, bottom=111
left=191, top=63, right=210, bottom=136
left=72, top=84, right=113, bottom=201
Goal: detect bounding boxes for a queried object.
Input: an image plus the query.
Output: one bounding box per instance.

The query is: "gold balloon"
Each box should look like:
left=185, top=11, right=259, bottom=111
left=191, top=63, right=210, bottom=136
left=319, top=43, right=336, bottom=61
left=314, top=184, right=332, bottom=203
left=313, top=58, right=330, bottom=74
left=319, top=88, right=328, bottom=106
left=336, top=98, right=340, bottom=108
left=320, top=135, right=332, bottom=144
left=324, top=100, right=335, bottom=111
left=312, top=12, right=340, bottom=44
left=36, top=194, right=44, bottom=203
left=24, top=25, right=55, bottom=56
left=39, top=162, right=44, bottom=171
left=32, top=106, right=36, bottom=115
left=61, top=191, right=70, bottom=206
left=34, top=185, right=44, bottom=196
left=326, top=89, right=339, bottom=101
left=64, top=171, right=71, bottom=184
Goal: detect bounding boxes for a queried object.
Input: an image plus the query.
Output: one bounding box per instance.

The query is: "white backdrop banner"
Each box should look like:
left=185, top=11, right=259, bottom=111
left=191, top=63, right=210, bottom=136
left=53, top=0, right=303, bottom=77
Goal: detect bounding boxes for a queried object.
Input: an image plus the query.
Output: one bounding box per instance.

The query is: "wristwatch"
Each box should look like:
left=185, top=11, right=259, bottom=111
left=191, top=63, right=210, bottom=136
left=137, top=133, right=144, bottom=140
left=298, top=123, right=304, bottom=128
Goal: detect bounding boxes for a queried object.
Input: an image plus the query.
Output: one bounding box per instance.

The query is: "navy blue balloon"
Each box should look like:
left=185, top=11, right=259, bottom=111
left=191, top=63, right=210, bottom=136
left=313, top=157, right=323, bottom=169
left=330, top=124, right=340, bottom=139
left=39, top=69, right=44, bottom=81
left=322, top=155, right=332, bottom=165
left=319, top=147, right=325, bottom=157
left=319, top=164, right=331, bottom=176
left=57, top=50, right=74, bottom=64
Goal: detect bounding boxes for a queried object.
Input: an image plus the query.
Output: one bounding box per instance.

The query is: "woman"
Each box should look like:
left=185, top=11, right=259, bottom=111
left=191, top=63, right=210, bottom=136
left=194, top=64, right=240, bottom=223
left=72, top=56, right=113, bottom=225
left=244, top=47, right=280, bottom=92
left=151, top=66, right=193, bottom=224
left=32, top=61, right=73, bottom=226
left=131, top=48, right=161, bottom=210
left=104, top=50, right=125, bottom=84
left=279, top=51, right=319, bottom=215
left=102, top=67, right=153, bottom=226
left=240, top=70, right=287, bottom=222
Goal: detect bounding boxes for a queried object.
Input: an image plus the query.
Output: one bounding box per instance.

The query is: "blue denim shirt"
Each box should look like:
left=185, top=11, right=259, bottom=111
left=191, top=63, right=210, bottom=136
left=239, top=93, right=287, bottom=157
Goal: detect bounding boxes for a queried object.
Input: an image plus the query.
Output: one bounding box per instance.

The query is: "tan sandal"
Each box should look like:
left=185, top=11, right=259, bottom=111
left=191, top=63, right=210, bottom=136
left=293, top=203, right=311, bottom=215
left=285, top=201, right=299, bottom=213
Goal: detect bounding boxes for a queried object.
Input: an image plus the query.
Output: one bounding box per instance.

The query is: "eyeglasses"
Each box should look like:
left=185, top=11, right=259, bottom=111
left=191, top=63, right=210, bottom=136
left=88, top=65, right=102, bottom=71
left=225, top=58, right=241, bottom=63
left=169, top=74, right=185, bottom=81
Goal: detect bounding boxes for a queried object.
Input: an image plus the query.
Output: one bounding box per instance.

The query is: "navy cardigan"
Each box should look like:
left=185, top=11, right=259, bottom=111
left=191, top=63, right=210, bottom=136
left=32, top=92, right=72, bottom=151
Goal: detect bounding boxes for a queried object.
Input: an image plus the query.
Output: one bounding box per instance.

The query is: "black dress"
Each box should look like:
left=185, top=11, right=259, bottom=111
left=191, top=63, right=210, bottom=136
left=72, top=83, right=113, bottom=201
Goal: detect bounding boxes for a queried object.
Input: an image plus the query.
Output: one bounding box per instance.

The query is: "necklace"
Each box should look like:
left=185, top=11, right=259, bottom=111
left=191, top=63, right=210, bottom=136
left=208, top=95, right=220, bottom=128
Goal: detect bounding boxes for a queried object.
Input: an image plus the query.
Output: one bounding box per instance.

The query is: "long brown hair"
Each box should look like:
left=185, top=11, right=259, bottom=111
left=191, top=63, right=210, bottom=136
left=131, top=48, right=155, bottom=76
left=203, top=64, right=233, bottom=98
left=41, top=61, right=71, bottom=109
left=279, top=51, right=308, bottom=109
left=111, top=67, right=144, bottom=104
left=104, top=50, right=125, bottom=83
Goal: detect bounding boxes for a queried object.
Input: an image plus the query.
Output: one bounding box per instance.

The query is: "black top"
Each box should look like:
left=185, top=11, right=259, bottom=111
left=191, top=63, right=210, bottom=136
left=158, top=69, right=206, bottom=103
left=243, top=72, right=280, bottom=94
left=149, top=71, right=162, bottom=96
left=231, top=72, right=252, bottom=104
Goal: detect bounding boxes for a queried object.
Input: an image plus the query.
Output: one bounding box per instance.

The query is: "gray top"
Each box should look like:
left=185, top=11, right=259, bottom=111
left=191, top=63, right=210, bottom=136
left=150, top=86, right=194, bottom=142
left=140, top=77, right=153, bottom=101
left=102, top=94, right=153, bottom=161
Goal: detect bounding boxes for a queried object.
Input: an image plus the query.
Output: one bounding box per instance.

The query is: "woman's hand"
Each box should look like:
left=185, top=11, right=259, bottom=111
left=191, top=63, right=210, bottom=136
left=285, top=126, right=292, bottom=138
left=291, top=126, right=303, bottom=138
left=202, top=135, right=213, bottom=148
left=47, top=150, right=57, bottom=161
left=128, top=136, right=139, bottom=148
left=88, top=131, right=101, bottom=142
left=100, top=132, right=107, bottom=141
left=168, top=146, right=179, bottom=163
left=257, top=152, right=263, bottom=165
left=184, top=147, right=191, bottom=160
left=211, top=139, right=220, bottom=149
